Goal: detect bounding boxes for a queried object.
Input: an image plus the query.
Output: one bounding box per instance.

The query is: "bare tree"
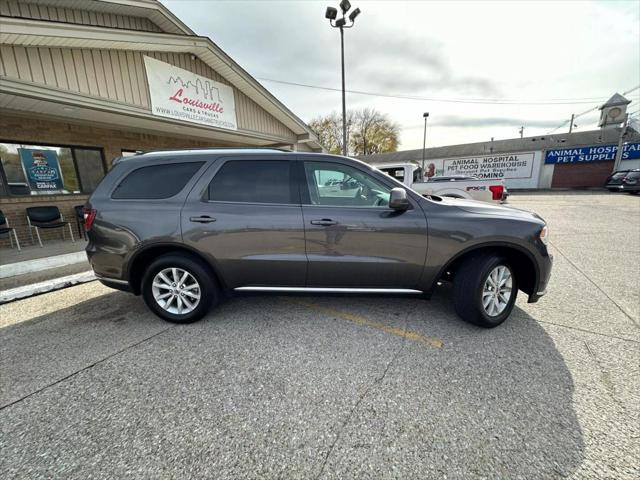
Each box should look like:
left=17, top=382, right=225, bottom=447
left=308, top=111, right=355, bottom=155
left=309, top=108, right=399, bottom=156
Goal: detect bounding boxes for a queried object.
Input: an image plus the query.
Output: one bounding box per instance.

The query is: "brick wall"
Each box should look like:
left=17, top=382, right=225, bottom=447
left=0, top=194, right=89, bottom=248
left=551, top=161, right=614, bottom=188
left=0, top=112, right=244, bottom=252
left=0, top=111, right=241, bottom=167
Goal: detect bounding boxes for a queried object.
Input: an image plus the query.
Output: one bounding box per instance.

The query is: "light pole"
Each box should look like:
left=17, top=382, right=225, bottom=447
left=325, top=1, right=361, bottom=157
left=421, top=112, right=429, bottom=180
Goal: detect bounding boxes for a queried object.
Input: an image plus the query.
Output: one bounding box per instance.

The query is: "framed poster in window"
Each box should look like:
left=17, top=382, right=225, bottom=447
left=18, top=148, right=64, bottom=192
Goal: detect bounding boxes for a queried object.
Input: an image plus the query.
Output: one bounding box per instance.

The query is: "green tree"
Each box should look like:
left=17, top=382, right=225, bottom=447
left=309, top=108, right=399, bottom=156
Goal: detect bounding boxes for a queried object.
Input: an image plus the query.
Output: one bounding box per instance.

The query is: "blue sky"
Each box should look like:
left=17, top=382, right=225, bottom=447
left=161, top=0, right=640, bottom=149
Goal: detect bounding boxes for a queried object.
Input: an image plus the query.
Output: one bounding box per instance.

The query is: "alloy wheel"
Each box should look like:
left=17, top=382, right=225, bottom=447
left=482, top=265, right=513, bottom=317
left=151, top=267, right=201, bottom=315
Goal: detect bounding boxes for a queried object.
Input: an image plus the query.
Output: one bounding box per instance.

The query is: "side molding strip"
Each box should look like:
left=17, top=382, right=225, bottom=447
left=234, top=287, right=423, bottom=294
left=95, top=275, right=129, bottom=285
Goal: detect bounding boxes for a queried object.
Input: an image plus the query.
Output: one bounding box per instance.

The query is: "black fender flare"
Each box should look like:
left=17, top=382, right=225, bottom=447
left=426, top=241, right=540, bottom=295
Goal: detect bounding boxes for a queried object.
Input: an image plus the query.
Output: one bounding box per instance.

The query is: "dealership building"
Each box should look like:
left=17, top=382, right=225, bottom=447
left=0, top=0, right=322, bottom=247
left=359, top=95, right=639, bottom=190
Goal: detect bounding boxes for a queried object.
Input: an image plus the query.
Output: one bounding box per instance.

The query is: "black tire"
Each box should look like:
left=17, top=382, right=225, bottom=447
left=452, top=253, right=518, bottom=328
left=141, top=253, right=219, bottom=323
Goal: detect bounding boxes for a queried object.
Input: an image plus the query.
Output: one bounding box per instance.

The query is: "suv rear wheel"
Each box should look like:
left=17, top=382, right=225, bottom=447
left=142, top=253, right=219, bottom=323
left=452, top=253, right=518, bottom=328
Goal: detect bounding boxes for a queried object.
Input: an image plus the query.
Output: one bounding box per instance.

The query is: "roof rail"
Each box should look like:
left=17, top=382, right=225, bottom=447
left=138, top=147, right=293, bottom=155
left=111, top=147, right=295, bottom=164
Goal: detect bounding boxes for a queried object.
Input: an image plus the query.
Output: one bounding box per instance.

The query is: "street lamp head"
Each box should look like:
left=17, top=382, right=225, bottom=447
left=325, top=6, right=338, bottom=20
left=340, top=0, right=351, bottom=14
left=423, top=112, right=429, bottom=118
left=348, top=7, right=361, bottom=22
left=335, top=17, right=347, bottom=27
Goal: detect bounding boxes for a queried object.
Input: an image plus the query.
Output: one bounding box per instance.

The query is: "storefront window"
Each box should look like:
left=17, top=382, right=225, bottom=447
left=57, top=148, right=79, bottom=193
left=74, top=149, right=104, bottom=193
left=0, top=142, right=105, bottom=196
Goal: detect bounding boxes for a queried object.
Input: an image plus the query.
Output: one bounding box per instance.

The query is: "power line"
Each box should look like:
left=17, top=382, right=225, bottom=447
left=546, top=85, right=640, bottom=134
left=257, top=77, right=622, bottom=105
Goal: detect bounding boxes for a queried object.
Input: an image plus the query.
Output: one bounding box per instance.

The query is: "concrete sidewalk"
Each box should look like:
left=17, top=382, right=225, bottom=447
left=0, top=240, right=92, bottom=302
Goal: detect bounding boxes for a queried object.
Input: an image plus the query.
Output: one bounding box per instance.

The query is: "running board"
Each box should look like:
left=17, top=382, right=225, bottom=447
left=234, top=287, right=423, bottom=294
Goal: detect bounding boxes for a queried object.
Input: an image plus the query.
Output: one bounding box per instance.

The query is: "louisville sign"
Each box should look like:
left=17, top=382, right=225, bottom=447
left=544, top=142, right=640, bottom=164
left=144, top=56, right=237, bottom=130
left=19, top=148, right=64, bottom=192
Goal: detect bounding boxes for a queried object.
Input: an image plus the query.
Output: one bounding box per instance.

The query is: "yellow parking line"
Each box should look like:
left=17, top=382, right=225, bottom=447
left=288, top=299, right=443, bottom=349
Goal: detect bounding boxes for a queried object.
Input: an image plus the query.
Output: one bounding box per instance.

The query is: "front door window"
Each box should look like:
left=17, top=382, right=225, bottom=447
left=303, top=161, right=391, bottom=208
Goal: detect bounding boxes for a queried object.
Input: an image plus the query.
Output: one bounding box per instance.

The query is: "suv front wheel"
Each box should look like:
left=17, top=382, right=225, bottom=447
left=142, top=253, right=219, bottom=323
left=452, top=253, right=518, bottom=328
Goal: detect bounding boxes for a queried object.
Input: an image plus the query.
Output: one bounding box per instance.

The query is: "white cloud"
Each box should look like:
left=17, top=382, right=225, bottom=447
left=162, top=0, right=640, bottom=149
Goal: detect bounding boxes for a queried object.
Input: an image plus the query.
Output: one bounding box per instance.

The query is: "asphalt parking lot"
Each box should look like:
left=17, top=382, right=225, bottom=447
left=1, top=193, right=638, bottom=479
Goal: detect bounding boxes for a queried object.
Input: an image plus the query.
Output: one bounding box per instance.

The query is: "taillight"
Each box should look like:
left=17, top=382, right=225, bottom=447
left=83, top=207, right=97, bottom=231
left=489, top=185, right=504, bottom=201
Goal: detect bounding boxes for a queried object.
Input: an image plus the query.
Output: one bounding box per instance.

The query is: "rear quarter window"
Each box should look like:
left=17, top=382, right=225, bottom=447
left=112, top=162, right=204, bottom=199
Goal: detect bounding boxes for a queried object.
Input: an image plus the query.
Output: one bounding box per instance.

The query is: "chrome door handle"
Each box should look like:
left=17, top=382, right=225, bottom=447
left=310, top=219, right=338, bottom=226
left=189, top=216, right=216, bottom=223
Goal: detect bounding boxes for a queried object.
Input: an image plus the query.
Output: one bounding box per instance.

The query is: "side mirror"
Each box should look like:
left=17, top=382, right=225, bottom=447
left=389, top=188, right=410, bottom=211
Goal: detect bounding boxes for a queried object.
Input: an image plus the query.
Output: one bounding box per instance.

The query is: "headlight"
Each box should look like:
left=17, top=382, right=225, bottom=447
left=539, top=225, right=549, bottom=245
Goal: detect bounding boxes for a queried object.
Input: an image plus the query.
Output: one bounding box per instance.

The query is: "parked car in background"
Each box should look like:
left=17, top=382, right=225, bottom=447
left=604, top=169, right=640, bottom=193
left=427, top=175, right=480, bottom=182
left=604, top=170, right=633, bottom=191
left=376, top=163, right=508, bottom=204
left=620, top=170, right=640, bottom=194
left=85, top=149, right=551, bottom=328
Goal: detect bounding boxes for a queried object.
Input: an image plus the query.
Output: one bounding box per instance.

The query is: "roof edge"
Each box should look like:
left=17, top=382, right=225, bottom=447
left=0, top=15, right=323, bottom=150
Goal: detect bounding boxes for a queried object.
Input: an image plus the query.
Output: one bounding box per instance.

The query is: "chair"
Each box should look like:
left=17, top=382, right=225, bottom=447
left=74, top=205, right=86, bottom=240
left=0, top=210, right=21, bottom=251
left=26, top=206, right=75, bottom=247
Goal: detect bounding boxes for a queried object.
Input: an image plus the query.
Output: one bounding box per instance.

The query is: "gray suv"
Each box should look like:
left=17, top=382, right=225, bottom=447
left=85, top=149, right=552, bottom=328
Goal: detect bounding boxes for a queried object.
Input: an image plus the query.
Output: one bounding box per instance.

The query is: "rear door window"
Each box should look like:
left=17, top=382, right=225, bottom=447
left=208, top=160, right=296, bottom=204
left=112, top=162, right=204, bottom=199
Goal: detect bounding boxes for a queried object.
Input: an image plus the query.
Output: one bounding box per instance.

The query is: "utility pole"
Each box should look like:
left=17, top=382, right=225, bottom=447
left=340, top=26, right=347, bottom=156
left=612, top=114, right=629, bottom=172
left=568, top=114, right=575, bottom=133
left=421, top=112, right=429, bottom=181
left=519, top=126, right=524, bottom=138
